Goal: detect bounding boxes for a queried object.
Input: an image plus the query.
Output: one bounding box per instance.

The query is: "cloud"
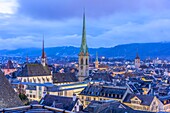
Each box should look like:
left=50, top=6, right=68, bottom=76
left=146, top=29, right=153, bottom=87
left=0, top=0, right=18, bottom=14
left=17, top=0, right=170, bottom=20
left=0, top=0, right=170, bottom=49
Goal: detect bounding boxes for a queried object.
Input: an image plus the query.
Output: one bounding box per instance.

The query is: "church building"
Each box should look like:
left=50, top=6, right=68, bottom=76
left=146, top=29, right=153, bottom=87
left=17, top=38, right=52, bottom=83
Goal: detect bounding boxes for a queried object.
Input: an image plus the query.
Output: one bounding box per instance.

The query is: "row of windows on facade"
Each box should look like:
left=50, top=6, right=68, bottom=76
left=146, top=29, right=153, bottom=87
left=23, top=78, right=50, bottom=83
left=27, top=94, right=36, bottom=98
left=81, top=94, right=122, bottom=101
left=81, top=97, right=110, bottom=105
left=82, top=92, right=123, bottom=99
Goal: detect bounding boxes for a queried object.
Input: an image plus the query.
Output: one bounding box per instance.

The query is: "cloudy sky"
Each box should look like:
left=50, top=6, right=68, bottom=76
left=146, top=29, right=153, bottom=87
left=0, top=0, right=170, bottom=49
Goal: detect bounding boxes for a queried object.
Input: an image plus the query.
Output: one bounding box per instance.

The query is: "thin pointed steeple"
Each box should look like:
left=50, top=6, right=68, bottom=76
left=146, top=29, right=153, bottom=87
left=42, top=35, right=45, bottom=59
left=95, top=52, right=99, bottom=69
left=80, top=10, right=88, bottom=55
left=41, top=35, right=46, bottom=66
left=96, top=52, right=98, bottom=62
left=26, top=54, right=29, bottom=63
left=78, top=9, right=89, bottom=81
left=136, top=48, right=140, bottom=59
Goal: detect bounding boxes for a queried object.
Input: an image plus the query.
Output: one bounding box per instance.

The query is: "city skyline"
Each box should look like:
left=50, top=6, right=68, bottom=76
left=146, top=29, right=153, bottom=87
left=1, top=0, right=170, bottom=50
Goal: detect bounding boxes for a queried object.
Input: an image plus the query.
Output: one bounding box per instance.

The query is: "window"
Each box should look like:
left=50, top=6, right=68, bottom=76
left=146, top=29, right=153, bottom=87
left=86, top=59, right=88, bottom=65
left=64, top=91, right=67, bottom=96
left=86, top=97, right=90, bottom=101
left=81, top=58, right=83, bottom=64
left=131, top=100, right=140, bottom=104
left=115, top=94, right=117, bottom=98
left=74, top=106, right=77, bottom=112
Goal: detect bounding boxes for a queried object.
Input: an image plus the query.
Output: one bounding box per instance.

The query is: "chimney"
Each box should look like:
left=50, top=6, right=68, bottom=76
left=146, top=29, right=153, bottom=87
left=73, top=93, right=77, bottom=101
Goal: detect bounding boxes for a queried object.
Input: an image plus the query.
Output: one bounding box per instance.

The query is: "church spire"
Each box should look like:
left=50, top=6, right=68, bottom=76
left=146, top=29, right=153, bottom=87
left=78, top=10, right=89, bottom=81
left=135, top=49, right=140, bottom=59
left=41, top=35, right=46, bottom=66
left=80, top=10, right=88, bottom=55
left=96, top=52, right=98, bottom=62
left=42, top=35, right=45, bottom=59
left=26, top=54, right=29, bottom=63
left=95, top=52, right=99, bottom=69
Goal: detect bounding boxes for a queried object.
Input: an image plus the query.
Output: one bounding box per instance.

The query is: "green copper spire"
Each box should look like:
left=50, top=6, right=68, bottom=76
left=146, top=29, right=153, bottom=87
left=80, top=10, right=88, bottom=55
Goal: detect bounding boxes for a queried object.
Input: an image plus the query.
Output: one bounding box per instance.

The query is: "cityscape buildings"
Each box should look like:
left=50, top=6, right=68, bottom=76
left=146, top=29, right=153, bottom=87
left=1, top=1, right=170, bottom=113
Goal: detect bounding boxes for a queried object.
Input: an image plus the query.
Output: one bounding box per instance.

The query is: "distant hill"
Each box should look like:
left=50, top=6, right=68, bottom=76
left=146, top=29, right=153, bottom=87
left=1, top=42, right=170, bottom=59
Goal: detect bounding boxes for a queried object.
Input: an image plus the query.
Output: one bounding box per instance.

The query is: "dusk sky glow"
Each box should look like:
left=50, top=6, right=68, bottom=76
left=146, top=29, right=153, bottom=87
left=0, top=0, right=170, bottom=49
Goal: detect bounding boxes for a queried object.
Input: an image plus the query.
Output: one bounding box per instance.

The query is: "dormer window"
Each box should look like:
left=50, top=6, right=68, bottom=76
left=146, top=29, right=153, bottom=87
left=131, top=97, right=141, bottom=104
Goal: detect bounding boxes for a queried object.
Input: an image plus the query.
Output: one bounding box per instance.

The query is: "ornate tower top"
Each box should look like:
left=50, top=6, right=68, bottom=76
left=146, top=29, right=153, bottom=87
left=80, top=11, right=88, bottom=55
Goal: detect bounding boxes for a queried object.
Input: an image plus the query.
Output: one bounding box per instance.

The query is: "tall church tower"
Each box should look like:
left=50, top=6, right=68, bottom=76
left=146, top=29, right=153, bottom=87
left=78, top=12, right=89, bottom=81
left=95, top=52, right=99, bottom=69
left=135, top=52, right=140, bottom=69
left=41, top=36, right=46, bottom=67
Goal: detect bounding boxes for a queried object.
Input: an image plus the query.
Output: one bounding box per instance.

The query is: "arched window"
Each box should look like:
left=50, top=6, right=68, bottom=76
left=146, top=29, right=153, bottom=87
left=81, top=58, right=83, bottom=64
left=86, top=58, right=88, bottom=65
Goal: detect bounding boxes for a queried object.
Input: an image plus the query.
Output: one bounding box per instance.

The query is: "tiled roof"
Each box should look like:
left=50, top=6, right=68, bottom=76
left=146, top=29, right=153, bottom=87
left=1, top=60, right=15, bottom=69
left=81, top=100, right=154, bottom=113
left=0, top=104, right=71, bottom=113
left=88, top=72, right=114, bottom=82
left=123, top=93, right=155, bottom=106
left=53, top=72, right=78, bottom=83
left=0, top=70, right=23, bottom=108
left=17, top=63, right=51, bottom=77
left=40, top=94, right=78, bottom=111
left=79, top=84, right=127, bottom=99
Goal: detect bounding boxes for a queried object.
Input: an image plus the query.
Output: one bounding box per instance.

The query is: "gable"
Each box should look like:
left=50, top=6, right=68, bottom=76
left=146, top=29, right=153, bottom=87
left=131, top=96, right=141, bottom=102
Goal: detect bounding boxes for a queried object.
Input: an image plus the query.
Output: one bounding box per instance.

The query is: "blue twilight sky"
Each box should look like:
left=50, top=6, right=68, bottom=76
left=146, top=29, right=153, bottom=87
left=0, top=0, right=170, bottom=49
